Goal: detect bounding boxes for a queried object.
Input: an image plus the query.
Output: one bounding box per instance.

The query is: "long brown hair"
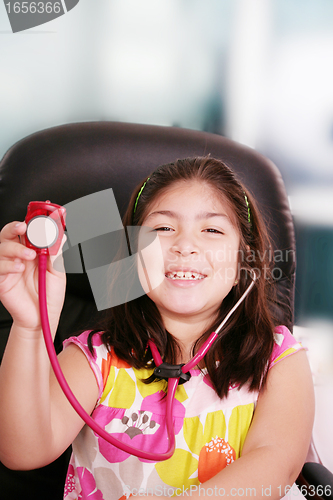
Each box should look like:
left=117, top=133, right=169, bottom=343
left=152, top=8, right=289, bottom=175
left=88, top=157, right=278, bottom=398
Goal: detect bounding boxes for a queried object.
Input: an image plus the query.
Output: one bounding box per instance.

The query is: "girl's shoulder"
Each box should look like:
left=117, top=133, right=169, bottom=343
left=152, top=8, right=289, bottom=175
left=269, top=325, right=306, bottom=369
left=63, top=331, right=127, bottom=401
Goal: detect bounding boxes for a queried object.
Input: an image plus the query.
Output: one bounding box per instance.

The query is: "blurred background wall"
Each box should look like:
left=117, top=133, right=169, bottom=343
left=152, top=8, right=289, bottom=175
left=1, top=0, right=333, bottom=464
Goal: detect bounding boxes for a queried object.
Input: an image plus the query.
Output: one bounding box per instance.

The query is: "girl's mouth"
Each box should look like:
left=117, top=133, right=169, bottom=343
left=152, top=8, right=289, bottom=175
left=165, top=271, right=206, bottom=280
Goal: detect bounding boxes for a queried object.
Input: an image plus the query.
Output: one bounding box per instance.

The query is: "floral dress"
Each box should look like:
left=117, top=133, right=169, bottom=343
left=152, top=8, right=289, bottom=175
left=63, top=326, right=305, bottom=500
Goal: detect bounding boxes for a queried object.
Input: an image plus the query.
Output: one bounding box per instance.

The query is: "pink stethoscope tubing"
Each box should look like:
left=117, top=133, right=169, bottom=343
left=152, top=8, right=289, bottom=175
left=38, top=254, right=256, bottom=462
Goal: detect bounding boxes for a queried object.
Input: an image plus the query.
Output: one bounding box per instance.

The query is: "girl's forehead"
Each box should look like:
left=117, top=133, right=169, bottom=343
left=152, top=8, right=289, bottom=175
left=146, top=180, right=236, bottom=220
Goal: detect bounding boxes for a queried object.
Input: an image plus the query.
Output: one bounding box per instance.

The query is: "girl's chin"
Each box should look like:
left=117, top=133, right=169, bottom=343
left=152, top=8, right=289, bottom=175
left=154, top=299, right=210, bottom=318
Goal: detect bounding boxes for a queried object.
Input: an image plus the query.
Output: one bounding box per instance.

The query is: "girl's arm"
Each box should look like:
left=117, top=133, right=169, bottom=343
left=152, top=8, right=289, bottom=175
left=0, top=221, right=99, bottom=469
left=191, top=349, right=314, bottom=500
left=0, top=337, right=99, bottom=470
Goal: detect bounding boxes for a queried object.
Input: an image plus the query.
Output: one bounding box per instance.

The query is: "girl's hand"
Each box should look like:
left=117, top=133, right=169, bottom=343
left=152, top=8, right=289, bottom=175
left=0, top=221, right=66, bottom=336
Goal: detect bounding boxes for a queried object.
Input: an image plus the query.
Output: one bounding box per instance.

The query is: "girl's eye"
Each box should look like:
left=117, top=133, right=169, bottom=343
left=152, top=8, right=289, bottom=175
left=154, top=227, right=173, bottom=232
left=204, top=228, right=223, bottom=234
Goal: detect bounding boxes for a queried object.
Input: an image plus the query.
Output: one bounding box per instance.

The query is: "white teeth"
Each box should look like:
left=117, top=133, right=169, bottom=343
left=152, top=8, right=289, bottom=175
left=165, top=271, right=205, bottom=280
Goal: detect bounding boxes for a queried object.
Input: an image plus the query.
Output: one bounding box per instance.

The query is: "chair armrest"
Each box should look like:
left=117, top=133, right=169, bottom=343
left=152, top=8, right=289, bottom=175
left=296, top=462, right=333, bottom=500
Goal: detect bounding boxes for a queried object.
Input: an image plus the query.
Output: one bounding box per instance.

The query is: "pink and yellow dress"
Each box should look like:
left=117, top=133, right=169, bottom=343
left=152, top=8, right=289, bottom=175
left=63, top=325, right=305, bottom=500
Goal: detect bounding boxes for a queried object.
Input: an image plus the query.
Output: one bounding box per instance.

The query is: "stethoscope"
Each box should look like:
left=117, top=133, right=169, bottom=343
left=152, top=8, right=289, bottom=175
left=24, top=201, right=257, bottom=462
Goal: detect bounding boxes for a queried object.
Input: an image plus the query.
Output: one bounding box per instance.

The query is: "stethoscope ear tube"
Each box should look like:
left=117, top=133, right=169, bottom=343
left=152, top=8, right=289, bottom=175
left=179, top=271, right=257, bottom=374
left=38, top=254, right=177, bottom=461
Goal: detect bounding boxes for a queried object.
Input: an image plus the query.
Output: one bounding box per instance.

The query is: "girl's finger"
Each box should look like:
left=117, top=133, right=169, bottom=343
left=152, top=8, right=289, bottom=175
left=0, top=259, right=25, bottom=282
left=0, top=221, right=27, bottom=244
left=0, top=240, right=36, bottom=262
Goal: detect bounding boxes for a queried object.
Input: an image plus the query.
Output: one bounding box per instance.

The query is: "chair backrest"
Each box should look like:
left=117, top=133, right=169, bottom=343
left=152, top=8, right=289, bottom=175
left=0, top=121, right=295, bottom=353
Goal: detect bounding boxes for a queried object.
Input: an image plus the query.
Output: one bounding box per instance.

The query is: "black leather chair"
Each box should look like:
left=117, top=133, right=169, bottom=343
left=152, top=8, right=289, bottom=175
left=0, top=122, right=331, bottom=500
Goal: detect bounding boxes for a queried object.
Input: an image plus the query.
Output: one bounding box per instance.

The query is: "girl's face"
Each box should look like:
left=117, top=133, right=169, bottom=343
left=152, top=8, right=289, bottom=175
left=138, top=180, right=241, bottom=324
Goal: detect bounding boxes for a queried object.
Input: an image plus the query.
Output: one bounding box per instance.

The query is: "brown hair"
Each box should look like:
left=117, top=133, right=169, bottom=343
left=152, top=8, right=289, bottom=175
left=89, top=157, right=277, bottom=398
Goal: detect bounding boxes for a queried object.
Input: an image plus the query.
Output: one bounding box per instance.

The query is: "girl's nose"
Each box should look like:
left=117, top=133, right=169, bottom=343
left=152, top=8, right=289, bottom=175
left=170, top=234, right=199, bottom=257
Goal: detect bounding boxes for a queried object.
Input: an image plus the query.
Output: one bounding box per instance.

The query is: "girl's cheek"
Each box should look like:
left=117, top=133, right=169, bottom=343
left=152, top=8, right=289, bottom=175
left=212, top=246, right=239, bottom=285
left=212, top=264, right=238, bottom=285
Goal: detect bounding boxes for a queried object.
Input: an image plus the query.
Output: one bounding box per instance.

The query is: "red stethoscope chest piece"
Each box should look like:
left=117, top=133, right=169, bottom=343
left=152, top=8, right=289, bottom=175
left=23, top=201, right=66, bottom=255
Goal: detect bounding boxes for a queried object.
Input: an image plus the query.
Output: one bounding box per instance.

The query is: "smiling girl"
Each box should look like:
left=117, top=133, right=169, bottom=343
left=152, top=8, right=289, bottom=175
left=0, top=157, right=314, bottom=500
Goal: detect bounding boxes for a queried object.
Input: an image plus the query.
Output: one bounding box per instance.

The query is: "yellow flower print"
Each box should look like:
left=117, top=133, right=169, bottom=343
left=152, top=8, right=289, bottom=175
left=227, top=403, right=254, bottom=457
left=183, top=411, right=226, bottom=456
left=155, top=449, right=199, bottom=490
left=105, top=369, right=136, bottom=408
left=133, top=367, right=166, bottom=399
